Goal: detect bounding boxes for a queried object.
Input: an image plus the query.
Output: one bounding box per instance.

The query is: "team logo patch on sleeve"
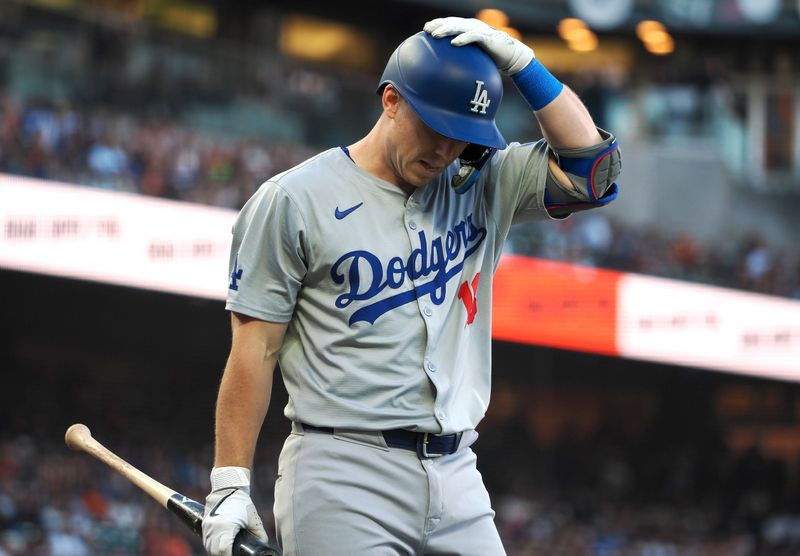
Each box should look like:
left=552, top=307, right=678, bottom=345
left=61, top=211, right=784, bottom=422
left=229, top=254, right=244, bottom=291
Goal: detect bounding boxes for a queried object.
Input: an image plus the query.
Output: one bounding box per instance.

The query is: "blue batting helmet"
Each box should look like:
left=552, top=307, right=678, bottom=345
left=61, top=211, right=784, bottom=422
left=378, top=32, right=506, bottom=150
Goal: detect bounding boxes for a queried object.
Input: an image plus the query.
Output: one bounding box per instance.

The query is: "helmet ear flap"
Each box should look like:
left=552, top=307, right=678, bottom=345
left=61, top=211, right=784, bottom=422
left=460, top=143, right=489, bottom=163
left=451, top=145, right=495, bottom=194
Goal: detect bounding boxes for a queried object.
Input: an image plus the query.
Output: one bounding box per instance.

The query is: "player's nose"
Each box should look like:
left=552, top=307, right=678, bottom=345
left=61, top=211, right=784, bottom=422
left=432, top=136, right=468, bottom=163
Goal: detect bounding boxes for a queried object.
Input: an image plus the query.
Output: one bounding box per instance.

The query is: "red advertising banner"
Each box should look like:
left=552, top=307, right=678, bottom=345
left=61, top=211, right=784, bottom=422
left=492, top=255, right=621, bottom=356
left=4, top=175, right=799, bottom=381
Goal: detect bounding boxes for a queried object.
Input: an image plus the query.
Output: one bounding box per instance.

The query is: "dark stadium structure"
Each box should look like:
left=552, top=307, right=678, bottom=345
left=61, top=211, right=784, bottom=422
left=4, top=269, right=800, bottom=554
left=2, top=0, right=800, bottom=553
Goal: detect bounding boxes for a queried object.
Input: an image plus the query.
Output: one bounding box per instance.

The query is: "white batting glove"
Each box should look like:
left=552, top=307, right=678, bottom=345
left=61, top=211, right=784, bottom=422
left=203, top=466, right=268, bottom=556
left=424, top=17, right=534, bottom=75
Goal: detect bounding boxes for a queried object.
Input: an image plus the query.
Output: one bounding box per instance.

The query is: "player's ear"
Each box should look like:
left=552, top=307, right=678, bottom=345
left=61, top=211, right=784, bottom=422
left=382, top=84, right=402, bottom=119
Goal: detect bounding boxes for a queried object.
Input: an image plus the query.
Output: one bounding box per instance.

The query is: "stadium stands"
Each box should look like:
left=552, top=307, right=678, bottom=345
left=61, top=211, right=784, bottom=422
left=2, top=95, right=798, bottom=300
left=2, top=2, right=800, bottom=555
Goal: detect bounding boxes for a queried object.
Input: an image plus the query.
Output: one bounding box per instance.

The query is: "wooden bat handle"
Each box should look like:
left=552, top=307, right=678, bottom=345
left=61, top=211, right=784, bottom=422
left=64, top=424, right=283, bottom=555
left=65, top=423, right=176, bottom=508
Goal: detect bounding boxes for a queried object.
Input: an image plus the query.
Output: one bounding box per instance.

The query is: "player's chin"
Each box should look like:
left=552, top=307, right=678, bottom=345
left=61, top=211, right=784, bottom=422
left=408, top=161, right=443, bottom=185
left=419, top=159, right=445, bottom=178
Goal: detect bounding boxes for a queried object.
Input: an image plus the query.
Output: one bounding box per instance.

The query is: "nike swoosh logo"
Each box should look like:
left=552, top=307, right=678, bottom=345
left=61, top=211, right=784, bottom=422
left=209, top=488, right=239, bottom=517
left=335, top=202, right=364, bottom=220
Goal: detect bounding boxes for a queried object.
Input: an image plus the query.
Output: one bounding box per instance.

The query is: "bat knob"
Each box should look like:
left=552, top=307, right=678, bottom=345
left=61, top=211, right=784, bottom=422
left=65, top=423, right=92, bottom=451
left=232, top=529, right=282, bottom=556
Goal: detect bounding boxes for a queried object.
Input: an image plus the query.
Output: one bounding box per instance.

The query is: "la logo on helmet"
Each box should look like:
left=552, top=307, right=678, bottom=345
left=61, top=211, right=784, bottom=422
left=469, top=81, right=491, bottom=114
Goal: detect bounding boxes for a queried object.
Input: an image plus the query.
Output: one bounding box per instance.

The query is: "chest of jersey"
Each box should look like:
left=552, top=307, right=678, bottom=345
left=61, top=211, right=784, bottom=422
left=301, top=174, right=490, bottom=330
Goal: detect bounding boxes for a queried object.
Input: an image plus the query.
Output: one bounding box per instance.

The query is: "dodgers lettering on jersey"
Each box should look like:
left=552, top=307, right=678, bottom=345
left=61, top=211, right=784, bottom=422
left=226, top=142, right=552, bottom=434
left=332, top=214, right=486, bottom=325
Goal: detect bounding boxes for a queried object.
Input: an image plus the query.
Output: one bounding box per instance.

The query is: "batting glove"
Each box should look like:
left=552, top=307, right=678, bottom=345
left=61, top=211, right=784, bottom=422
left=424, top=17, right=534, bottom=75
left=203, top=466, right=268, bottom=556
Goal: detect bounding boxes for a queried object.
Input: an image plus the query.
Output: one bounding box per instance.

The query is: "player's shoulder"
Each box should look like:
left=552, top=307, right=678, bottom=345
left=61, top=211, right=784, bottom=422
left=269, top=147, right=345, bottom=194
left=489, top=139, right=548, bottom=167
left=241, top=148, right=345, bottom=220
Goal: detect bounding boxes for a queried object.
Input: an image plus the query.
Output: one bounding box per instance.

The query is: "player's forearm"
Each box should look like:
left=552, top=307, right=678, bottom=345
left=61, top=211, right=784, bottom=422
left=214, top=355, right=275, bottom=469
left=534, top=86, right=603, bottom=150
left=506, top=53, right=602, bottom=150
left=214, top=315, right=288, bottom=470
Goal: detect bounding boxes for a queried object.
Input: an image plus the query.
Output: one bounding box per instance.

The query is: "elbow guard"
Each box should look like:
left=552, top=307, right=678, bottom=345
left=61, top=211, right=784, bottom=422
left=544, top=128, right=621, bottom=218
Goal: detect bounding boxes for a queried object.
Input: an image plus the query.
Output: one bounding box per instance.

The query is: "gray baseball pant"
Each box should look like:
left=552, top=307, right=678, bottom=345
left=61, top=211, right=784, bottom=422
left=273, top=423, right=506, bottom=555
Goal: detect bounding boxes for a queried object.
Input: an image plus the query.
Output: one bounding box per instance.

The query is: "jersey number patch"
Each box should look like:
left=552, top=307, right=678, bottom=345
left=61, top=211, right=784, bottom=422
left=457, top=272, right=480, bottom=326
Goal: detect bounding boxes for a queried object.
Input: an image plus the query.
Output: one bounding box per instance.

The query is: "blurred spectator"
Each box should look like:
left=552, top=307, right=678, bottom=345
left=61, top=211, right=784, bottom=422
left=506, top=215, right=800, bottom=300
left=1, top=84, right=798, bottom=301
left=3, top=402, right=800, bottom=555
left=0, top=95, right=316, bottom=209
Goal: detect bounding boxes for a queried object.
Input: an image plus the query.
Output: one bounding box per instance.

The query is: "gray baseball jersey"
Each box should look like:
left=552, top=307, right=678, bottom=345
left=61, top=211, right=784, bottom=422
left=225, top=141, right=551, bottom=434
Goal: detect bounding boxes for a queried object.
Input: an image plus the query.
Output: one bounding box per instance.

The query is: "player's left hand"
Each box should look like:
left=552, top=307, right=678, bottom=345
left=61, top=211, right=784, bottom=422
left=203, top=467, right=269, bottom=556
left=424, top=17, right=534, bottom=75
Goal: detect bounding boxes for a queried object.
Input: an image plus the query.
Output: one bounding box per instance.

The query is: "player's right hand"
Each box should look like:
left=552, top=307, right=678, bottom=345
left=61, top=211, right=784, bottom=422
left=203, top=466, right=269, bottom=556
left=424, top=17, right=534, bottom=75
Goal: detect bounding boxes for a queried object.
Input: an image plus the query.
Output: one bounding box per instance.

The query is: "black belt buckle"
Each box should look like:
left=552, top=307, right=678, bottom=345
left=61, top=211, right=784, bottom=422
left=416, top=432, right=443, bottom=459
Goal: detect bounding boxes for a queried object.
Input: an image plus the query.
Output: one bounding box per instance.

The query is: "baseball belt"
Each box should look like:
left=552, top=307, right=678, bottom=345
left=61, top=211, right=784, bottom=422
left=300, top=423, right=463, bottom=459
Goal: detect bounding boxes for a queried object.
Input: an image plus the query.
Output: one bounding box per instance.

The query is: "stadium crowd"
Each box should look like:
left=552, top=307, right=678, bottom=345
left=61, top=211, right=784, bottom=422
left=1, top=350, right=798, bottom=556
left=2, top=94, right=798, bottom=300
left=0, top=93, right=796, bottom=300
left=506, top=216, right=800, bottom=300
left=0, top=95, right=315, bottom=209
left=2, top=404, right=800, bottom=556
left=3, top=6, right=799, bottom=556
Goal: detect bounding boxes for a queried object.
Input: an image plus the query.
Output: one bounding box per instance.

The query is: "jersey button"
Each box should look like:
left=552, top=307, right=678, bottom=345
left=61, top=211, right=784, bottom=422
left=426, top=361, right=437, bottom=372
left=436, top=410, right=446, bottom=420
left=423, top=306, right=432, bottom=317
left=408, top=220, right=417, bottom=230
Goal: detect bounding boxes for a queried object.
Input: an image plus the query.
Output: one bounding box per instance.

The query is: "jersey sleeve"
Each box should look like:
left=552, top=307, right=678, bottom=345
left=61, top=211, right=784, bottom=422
left=481, top=139, right=552, bottom=231
left=225, top=181, right=308, bottom=323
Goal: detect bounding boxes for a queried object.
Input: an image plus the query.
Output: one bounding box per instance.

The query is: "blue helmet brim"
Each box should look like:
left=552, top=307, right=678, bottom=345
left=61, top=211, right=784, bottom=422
left=403, top=89, right=508, bottom=149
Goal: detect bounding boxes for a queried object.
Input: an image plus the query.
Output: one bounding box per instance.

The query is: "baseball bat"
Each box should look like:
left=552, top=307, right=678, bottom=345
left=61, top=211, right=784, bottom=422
left=65, top=423, right=281, bottom=556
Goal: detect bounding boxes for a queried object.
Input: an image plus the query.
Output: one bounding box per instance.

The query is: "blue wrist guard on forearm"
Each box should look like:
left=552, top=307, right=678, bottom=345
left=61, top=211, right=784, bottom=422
left=511, top=59, right=564, bottom=111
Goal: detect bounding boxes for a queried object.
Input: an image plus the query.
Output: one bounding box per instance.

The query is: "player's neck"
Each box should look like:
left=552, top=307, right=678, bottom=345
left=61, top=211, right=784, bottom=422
left=348, top=130, right=414, bottom=196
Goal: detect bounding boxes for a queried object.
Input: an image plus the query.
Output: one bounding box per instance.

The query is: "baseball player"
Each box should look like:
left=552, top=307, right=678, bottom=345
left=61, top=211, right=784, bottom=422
left=202, top=16, right=621, bottom=556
